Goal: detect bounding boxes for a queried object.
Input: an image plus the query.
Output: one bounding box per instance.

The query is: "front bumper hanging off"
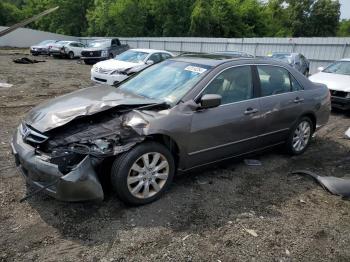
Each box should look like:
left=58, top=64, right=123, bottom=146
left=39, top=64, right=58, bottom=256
left=11, top=128, right=104, bottom=202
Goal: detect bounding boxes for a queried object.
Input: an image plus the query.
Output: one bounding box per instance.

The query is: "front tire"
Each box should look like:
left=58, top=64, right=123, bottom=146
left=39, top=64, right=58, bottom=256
left=111, top=142, right=175, bottom=205
left=286, top=117, right=313, bottom=155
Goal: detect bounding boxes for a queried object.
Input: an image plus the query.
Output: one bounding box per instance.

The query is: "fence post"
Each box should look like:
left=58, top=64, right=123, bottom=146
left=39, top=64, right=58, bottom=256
left=180, top=41, right=183, bottom=52
left=200, top=42, right=203, bottom=52
left=254, top=43, right=259, bottom=56
left=341, top=42, right=348, bottom=58
left=136, top=40, right=139, bottom=48
left=148, top=40, right=151, bottom=48
left=225, top=41, right=229, bottom=51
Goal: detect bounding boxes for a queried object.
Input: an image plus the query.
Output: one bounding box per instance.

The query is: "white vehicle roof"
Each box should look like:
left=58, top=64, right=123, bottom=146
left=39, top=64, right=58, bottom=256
left=340, top=58, right=350, bottom=62
left=129, top=48, right=173, bottom=56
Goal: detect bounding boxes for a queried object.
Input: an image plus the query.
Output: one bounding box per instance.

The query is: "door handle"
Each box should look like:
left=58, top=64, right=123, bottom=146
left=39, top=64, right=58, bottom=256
left=293, top=97, right=304, bottom=103
left=244, top=108, right=259, bottom=115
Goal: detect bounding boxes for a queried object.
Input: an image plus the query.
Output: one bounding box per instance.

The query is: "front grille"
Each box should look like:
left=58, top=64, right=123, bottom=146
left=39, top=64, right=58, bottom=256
left=20, top=123, right=48, bottom=144
left=82, top=50, right=101, bottom=57
left=330, top=90, right=348, bottom=98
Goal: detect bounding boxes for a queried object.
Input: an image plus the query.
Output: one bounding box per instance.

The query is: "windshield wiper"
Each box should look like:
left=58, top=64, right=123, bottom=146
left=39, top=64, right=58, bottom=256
left=118, top=102, right=170, bottom=113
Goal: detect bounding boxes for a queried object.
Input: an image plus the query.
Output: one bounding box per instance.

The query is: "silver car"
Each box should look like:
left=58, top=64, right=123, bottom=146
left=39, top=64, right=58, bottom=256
left=11, top=55, right=330, bottom=205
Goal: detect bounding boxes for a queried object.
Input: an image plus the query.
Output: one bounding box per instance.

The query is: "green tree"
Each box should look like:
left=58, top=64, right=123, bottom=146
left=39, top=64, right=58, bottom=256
left=309, top=0, right=340, bottom=36
left=337, top=19, right=350, bottom=36
left=263, top=0, right=291, bottom=36
left=189, top=0, right=213, bottom=37
left=22, top=0, right=93, bottom=36
left=0, top=1, right=24, bottom=26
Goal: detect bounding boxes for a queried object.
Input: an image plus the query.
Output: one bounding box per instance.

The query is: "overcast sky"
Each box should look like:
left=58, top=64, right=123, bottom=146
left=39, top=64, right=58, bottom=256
left=340, top=0, right=350, bottom=19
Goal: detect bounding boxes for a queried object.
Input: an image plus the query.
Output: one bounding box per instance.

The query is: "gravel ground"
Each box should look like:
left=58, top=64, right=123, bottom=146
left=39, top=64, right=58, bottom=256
left=1, top=50, right=350, bottom=262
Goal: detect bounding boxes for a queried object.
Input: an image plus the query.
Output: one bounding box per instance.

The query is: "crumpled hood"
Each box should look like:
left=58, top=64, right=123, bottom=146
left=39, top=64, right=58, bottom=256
left=309, top=72, right=350, bottom=92
left=94, top=59, right=142, bottom=71
left=25, top=85, right=159, bottom=133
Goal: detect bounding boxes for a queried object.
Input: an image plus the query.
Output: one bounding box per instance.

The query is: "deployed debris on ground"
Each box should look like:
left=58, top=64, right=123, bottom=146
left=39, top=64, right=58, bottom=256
left=13, top=57, right=46, bottom=64
left=292, top=170, right=350, bottom=198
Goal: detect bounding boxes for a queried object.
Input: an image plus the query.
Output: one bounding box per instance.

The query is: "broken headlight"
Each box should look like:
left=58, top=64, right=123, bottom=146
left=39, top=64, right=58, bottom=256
left=123, top=115, right=149, bottom=128
left=70, top=138, right=115, bottom=156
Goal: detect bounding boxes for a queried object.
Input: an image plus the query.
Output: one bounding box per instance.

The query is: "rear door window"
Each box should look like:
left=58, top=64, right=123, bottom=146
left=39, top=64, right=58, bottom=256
left=257, top=66, right=293, bottom=96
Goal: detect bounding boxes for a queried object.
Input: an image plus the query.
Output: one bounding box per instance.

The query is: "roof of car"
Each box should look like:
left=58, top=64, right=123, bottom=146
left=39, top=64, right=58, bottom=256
left=340, top=58, right=350, bottom=61
left=171, top=53, right=254, bottom=66
left=129, top=48, right=173, bottom=54
left=171, top=53, right=292, bottom=67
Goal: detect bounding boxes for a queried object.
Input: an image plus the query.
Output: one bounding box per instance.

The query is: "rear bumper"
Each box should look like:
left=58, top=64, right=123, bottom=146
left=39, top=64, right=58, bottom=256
left=331, top=96, right=350, bottom=110
left=30, top=49, right=48, bottom=55
left=11, top=128, right=104, bottom=202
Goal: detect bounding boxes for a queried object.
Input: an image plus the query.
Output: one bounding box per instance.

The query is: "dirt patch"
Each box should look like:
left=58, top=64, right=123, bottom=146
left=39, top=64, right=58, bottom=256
left=1, top=50, right=350, bottom=261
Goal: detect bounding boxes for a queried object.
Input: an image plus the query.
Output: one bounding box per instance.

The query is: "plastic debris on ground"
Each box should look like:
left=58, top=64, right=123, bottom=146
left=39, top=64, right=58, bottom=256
left=244, top=159, right=262, bottom=166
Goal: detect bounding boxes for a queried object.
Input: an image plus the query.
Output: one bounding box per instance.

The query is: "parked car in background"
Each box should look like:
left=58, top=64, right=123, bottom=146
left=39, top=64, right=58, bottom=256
left=81, top=39, right=129, bottom=65
left=91, top=49, right=174, bottom=85
left=268, top=52, right=310, bottom=76
left=11, top=55, right=330, bottom=205
left=213, top=50, right=254, bottom=58
left=309, top=59, right=350, bottom=110
left=30, top=40, right=58, bottom=56
left=48, top=41, right=86, bottom=59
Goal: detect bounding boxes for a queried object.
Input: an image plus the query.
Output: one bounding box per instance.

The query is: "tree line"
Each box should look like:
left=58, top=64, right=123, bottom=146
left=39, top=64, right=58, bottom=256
left=1, top=0, right=349, bottom=37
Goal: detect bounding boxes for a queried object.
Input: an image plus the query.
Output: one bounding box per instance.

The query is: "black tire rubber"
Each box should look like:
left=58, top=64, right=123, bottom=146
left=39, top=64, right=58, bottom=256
left=111, top=142, right=175, bottom=206
left=68, top=51, right=74, bottom=59
left=305, top=69, right=309, bottom=76
left=84, top=59, right=94, bottom=65
left=109, top=53, right=114, bottom=59
left=285, top=116, right=313, bottom=155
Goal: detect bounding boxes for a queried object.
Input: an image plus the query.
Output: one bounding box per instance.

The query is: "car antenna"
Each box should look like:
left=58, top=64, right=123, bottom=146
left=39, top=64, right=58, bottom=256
left=0, top=6, right=59, bottom=38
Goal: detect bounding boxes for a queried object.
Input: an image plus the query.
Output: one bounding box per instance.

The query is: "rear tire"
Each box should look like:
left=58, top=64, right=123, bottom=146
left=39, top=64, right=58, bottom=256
left=68, top=51, right=74, bottom=59
left=285, top=117, right=313, bottom=155
left=304, top=69, right=309, bottom=76
left=111, top=142, right=175, bottom=205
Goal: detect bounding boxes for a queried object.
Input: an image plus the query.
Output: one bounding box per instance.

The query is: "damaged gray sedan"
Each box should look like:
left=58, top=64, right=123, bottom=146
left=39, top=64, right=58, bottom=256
left=11, top=55, right=331, bottom=205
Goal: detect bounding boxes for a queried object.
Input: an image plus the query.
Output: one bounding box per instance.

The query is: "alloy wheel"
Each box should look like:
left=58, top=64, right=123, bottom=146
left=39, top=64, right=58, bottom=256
left=292, top=121, right=311, bottom=152
left=127, top=152, right=169, bottom=199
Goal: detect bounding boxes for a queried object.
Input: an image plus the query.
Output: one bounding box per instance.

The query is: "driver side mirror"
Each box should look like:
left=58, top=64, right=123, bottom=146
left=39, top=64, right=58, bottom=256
left=317, top=66, right=324, bottom=72
left=146, top=60, right=154, bottom=65
left=199, top=94, right=221, bottom=109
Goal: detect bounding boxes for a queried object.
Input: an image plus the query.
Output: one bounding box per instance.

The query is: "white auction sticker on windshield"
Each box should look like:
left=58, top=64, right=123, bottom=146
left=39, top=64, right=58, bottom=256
left=184, top=66, right=207, bottom=74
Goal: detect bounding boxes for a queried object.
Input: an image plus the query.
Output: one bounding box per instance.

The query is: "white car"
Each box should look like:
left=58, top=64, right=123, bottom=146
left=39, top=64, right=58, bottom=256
left=91, top=49, right=174, bottom=85
left=309, top=58, right=350, bottom=110
left=49, top=41, right=86, bottom=59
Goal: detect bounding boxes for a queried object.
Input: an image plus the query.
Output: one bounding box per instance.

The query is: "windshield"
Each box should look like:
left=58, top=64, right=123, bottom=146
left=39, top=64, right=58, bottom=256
left=88, top=40, right=110, bottom=48
left=323, top=61, right=350, bottom=76
left=57, top=41, right=70, bottom=45
left=38, top=40, right=55, bottom=45
left=116, top=50, right=148, bottom=63
left=119, top=60, right=212, bottom=104
left=271, top=53, right=293, bottom=64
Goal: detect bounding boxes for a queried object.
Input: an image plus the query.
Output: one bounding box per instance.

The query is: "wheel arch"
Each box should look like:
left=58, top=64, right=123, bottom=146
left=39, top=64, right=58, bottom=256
left=300, top=112, right=316, bottom=132
left=144, top=134, right=180, bottom=168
